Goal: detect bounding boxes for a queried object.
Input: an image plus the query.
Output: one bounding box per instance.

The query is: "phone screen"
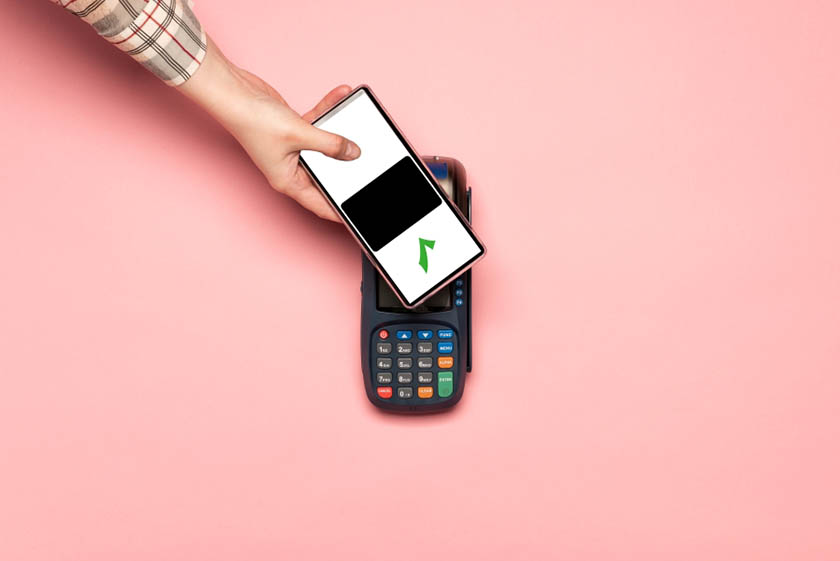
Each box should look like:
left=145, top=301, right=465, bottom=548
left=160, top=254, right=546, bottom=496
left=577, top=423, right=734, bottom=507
left=299, top=87, right=484, bottom=306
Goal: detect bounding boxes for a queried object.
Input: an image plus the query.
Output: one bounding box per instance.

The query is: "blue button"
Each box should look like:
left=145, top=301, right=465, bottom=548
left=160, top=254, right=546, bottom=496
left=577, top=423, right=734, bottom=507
left=455, top=289, right=464, bottom=297
left=438, top=342, right=454, bottom=353
left=396, top=330, right=412, bottom=340
left=437, top=329, right=454, bottom=339
left=455, top=298, right=464, bottom=307
left=455, top=279, right=464, bottom=287
left=417, top=330, right=433, bottom=340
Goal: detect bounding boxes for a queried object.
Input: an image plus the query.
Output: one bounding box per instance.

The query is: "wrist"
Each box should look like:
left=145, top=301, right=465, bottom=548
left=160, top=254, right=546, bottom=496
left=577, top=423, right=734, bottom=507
left=177, top=36, right=259, bottom=135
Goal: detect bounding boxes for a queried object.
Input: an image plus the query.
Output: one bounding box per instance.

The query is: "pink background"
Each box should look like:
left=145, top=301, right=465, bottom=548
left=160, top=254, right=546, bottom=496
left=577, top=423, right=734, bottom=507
left=2, top=1, right=839, bottom=559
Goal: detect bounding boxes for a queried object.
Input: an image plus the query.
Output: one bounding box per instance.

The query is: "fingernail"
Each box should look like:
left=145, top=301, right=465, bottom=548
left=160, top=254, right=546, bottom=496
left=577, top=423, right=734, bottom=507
left=345, top=141, right=361, bottom=159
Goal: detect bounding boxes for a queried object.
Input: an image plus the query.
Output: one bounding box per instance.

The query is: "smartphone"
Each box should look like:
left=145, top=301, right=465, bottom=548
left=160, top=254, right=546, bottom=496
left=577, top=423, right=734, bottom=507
left=299, top=85, right=486, bottom=308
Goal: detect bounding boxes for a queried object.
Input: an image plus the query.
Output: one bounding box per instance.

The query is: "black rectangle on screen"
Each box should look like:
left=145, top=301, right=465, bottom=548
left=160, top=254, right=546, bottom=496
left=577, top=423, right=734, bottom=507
left=340, top=156, right=441, bottom=252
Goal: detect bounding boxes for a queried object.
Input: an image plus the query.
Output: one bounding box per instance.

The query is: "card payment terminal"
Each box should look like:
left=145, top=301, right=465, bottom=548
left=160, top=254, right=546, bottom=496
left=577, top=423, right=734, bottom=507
left=361, top=156, right=473, bottom=413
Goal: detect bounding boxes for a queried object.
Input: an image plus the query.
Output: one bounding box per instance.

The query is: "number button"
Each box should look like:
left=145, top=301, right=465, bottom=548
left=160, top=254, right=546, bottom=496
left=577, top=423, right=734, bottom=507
left=417, top=372, right=433, bottom=384
left=417, top=342, right=433, bottom=354
left=396, top=342, right=412, bottom=354
left=376, top=372, right=392, bottom=384
left=417, top=357, right=433, bottom=369
left=376, top=342, right=392, bottom=354
left=397, top=372, right=413, bottom=384
left=397, top=387, right=413, bottom=399
left=397, top=357, right=413, bottom=369
left=376, top=357, right=392, bottom=370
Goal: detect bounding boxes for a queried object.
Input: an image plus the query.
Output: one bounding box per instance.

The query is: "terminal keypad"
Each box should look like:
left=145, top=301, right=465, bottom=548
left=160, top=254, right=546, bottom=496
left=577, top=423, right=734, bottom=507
left=373, top=326, right=457, bottom=403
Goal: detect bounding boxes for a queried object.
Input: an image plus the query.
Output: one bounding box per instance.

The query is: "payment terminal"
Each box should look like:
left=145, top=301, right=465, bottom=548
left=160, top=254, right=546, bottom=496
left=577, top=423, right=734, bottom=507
left=361, top=156, right=473, bottom=413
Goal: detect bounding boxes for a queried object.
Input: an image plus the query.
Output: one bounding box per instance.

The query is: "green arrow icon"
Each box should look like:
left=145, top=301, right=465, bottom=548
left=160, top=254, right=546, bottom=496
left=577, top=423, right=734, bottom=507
left=418, top=238, right=436, bottom=273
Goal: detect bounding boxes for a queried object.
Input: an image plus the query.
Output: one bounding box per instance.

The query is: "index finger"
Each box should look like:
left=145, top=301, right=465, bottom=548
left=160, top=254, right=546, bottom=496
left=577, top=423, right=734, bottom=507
left=302, top=84, right=352, bottom=122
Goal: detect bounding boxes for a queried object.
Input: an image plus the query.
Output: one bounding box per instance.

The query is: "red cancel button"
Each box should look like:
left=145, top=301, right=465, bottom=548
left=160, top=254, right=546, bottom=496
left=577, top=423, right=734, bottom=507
left=376, top=386, right=393, bottom=399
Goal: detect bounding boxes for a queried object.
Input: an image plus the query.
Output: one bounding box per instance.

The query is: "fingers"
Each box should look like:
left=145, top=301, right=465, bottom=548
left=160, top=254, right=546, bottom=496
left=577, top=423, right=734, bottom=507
left=295, top=84, right=360, bottom=161
left=296, top=190, right=341, bottom=222
left=286, top=168, right=342, bottom=222
left=294, top=122, right=361, bottom=160
left=302, top=84, right=351, bottom=122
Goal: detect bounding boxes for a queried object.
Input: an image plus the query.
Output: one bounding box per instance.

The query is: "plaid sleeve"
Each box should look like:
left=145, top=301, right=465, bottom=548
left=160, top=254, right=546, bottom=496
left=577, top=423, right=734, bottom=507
left=52, top=0, right=207, bottom=86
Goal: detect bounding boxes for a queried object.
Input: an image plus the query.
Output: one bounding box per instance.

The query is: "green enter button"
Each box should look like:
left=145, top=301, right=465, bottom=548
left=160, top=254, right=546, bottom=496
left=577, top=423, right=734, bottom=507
left=438, top=371, right=454, bottom=398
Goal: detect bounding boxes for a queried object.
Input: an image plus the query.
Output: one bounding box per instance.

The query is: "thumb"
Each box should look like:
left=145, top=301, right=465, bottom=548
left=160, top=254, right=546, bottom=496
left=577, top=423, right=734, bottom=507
left=294, top=121, right=361, bottom=160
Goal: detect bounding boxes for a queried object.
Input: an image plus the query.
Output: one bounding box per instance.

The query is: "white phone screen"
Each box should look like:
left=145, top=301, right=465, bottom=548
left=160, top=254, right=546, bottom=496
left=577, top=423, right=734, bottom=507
left=300, top=88, right=484, bottom=306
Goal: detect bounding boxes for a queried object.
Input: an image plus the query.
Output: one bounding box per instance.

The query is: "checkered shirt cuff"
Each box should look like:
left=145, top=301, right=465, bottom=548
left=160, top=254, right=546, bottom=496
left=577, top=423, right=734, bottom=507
left=54, top=0, right=207, bottom=86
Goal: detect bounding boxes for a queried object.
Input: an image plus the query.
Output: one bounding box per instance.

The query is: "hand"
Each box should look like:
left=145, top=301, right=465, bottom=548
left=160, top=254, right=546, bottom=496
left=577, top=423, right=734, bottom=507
left=179, top=37, right=360, bottom=221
